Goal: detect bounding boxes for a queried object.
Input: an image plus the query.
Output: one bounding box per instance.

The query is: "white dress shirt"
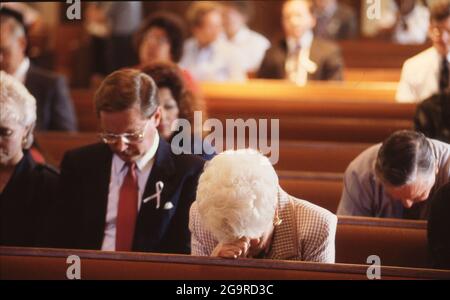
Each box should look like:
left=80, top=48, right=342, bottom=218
left=363, top=1, right=429, bottom=45
left=396, top=47, right=450, bottom=103
left=180, top=37, right=247, bottom=82
left=101, top=133, right=160, bottom=251
left=285, top=30, right=317, bottom=86
left=227, top=26, right=270, bottom=73
left=13, top=57, right=30, bottom=83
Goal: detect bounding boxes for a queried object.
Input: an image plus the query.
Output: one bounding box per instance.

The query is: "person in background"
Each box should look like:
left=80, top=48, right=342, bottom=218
left=337, top=130, right=450, bottom=220
left=134, top=12, right=198, bottom=92
left=141, top=62, right=216, bottom=161
left=221, top=1, right=270, bottom=74
left=427, top=181, right=450, bottom=270
left=0, top=7, right=77, bottom=131
left=257, top=0, right=343, bottom=85
left=414, top=90, right=450, bottom=143
left=312, top=0, right=358, bottom=40
left=396, top=0, right=450, bottom=103
left=180, top=1, right=247, bottom=82
left=190, top=149, right=337, bottom=263
left=0, top=71, right=58, bottom=247
left=372, top=0, right=430, bottom=45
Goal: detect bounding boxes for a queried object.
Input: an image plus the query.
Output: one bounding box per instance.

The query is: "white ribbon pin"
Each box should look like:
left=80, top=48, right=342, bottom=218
left=142, top=181, right=164, bottom=209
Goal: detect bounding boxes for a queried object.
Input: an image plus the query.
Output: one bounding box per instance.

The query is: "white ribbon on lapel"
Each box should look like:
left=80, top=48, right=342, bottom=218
left=142, top=181, right=164, bottom=209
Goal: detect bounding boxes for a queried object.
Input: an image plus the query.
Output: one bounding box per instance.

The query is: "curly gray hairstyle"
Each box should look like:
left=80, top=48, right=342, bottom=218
left=0, top=71, right=37, bottom=149
left=196, top=149, right=279, bottom=243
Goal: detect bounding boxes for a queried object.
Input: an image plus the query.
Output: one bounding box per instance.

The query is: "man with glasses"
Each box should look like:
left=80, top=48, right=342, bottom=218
left=396, top=0, right=450, bottom=103
left=53, top=69, right=205, bottom=254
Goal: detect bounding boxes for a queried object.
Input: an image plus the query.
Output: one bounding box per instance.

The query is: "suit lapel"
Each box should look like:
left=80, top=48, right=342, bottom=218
left=133, top=138, right=178, bottom=251
left=84, top=144, right=113, bottom=248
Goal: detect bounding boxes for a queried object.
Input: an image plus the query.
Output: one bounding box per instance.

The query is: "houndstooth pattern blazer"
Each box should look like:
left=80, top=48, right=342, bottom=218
left=189, top=188, right=337, bottom=263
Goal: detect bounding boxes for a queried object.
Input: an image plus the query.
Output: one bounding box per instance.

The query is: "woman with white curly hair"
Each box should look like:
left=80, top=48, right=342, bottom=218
left=189, top=149, right=337, bottom=263
left=0, top=71, right=58, bottom=247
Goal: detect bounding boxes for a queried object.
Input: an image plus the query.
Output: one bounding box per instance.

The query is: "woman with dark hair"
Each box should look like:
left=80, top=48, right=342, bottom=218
left=141, top=62, right=215, bottom=161
left=135, top=12, right=198, bottom=92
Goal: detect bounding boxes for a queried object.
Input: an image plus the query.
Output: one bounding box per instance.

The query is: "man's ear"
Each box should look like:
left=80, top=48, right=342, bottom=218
left=17, top=36, right=27, bottom=54
left=152, top=106, right=162, bottom=128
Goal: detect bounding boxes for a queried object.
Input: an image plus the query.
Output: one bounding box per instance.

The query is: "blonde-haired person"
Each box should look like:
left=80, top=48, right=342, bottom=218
left=0, top=71, right=58, bottom=247
left=189, top=149, right=337, bottom=263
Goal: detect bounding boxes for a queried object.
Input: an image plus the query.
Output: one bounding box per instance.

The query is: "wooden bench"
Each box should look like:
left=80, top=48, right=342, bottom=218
left=1, top=247, right=448, bottom=279
left=344, top=68, right=401, bottom=82
left=35, top=132, right=369, bottom=173
left=338, top=41, right=430, bottom=69
left=70, top=81, right=415, bottom=143
left=279, top=171, right=343, bottom=213
left=336, top=217, right=429, bottom=268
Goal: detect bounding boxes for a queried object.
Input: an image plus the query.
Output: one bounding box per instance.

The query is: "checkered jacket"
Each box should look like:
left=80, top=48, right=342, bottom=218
left=189, top=188, right=337, bottom=263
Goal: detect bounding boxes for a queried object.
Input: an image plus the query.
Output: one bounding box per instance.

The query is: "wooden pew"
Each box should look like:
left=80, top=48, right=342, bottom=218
left=35, top=132, right=369, bottom=174
left=336, top=217, right=429, bottom=268
left=338, top=41, right=430, bottom=69
left=344, top=68, right=401, bottom=82
left=279, top=171, right=343, bottom=213
left=1, top=247, right=448, bottom=279
left=71, top=81, right=415, bottom=143
left=35, top=132, right=99, bottom=167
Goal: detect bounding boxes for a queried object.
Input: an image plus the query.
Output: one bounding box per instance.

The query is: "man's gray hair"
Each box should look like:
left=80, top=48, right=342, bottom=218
left=0, top=71, right=37, bottom=149
left=375, top=130, right=436, bottom=187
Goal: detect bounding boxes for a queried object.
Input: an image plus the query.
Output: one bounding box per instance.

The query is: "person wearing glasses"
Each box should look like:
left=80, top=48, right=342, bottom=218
left=396, top=0, right=450, bottom=103
left=0, top=71, right=58, bottom=247
left=52, top=69, right=205, bottom=254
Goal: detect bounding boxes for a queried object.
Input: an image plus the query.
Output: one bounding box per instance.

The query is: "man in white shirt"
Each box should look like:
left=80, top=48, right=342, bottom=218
left=221, top=1, right=270, bottom=74
left=180, top=1, right=246, bottom=82
left=54, top=69, right=205, bottom=253
left=396, top=0, right=450, bottom=103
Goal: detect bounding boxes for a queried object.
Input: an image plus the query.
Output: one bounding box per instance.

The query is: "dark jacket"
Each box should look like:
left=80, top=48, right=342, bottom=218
left=25, top=64, right=78, bottom=131
left=0, top=151, right=59, bottom=247
left=257, top=38, right=344, bottom=81
left=53, top=138, right=205, bottom=254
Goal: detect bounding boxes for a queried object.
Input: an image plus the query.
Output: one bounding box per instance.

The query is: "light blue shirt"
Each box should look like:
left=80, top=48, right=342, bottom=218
left=180, top=37, right=247, bottom=82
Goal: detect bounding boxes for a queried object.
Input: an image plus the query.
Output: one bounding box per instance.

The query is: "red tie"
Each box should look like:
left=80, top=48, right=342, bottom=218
left=116, top=162, right=138, bottom=251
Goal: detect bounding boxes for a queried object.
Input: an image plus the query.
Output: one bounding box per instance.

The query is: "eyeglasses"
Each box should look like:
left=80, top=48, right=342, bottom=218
left=100, top=121, right=149, bottom=145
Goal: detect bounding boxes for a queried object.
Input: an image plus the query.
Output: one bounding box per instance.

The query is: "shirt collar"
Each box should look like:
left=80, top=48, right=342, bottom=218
left=13, top=57, right=30, bottom=83
left=112, top=132, right=160, bottom=174
left=287, top=30, right=314, bottom=53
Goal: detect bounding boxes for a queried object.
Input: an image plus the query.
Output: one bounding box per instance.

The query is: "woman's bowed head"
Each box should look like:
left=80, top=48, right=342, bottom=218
left=196, top=149, right=280, bottom=259
left=191, top=148, right=337, bottom=262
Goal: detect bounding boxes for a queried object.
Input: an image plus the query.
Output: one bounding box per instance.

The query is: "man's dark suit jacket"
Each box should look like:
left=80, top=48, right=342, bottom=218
left=53, top=138, right=205, bottom=254
left=25, top=64, right=77, bottom=131
left=257, top=38, right=344, bottom=81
